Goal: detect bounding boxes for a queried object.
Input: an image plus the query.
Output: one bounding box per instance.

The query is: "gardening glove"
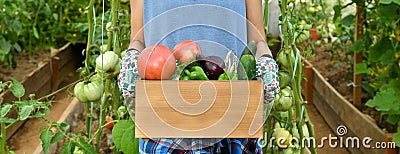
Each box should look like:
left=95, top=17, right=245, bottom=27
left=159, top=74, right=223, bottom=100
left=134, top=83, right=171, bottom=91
left=117, top=48, right=141, bottom=98
left=256, top=54, right=280, bottom=104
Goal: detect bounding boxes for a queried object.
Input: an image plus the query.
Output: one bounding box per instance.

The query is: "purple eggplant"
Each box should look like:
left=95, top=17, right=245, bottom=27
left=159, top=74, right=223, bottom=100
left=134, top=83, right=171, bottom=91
left=197, top=56, right=225, bottom=80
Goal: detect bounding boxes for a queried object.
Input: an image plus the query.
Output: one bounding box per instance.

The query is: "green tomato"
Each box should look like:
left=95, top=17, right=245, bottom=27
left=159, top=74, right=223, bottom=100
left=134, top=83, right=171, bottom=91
left=85, top=75, right=103, bottom=102
left=96, top=51, right=120, bottom=73
left=74, top=81, right=88, bottom=103
left=308, top=7, right=316, bottom=13
left=272, top=128, right=292, bottom=148
left=73, top=75, right=104, bottom=103
left=277, top=49, right=295, bottom=70
left=298, top=25, right=304, bottom=31
left=316, top=6, right=323, bottom=12
left=315, top=40, right=322, bottom=46
left=118, top=106, right=127, bottom=118
left=273, top=87, right=294, bottom=111
left=278, top=71, right=290, bottom=88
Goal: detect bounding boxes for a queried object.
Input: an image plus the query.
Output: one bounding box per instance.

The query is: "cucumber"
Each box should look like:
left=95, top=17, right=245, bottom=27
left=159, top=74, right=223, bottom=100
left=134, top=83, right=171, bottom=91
left=238, top=41, right=257, bottom=80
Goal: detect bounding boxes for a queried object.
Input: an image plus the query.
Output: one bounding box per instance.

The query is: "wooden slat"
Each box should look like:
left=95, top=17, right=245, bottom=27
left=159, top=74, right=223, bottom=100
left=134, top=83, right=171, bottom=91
left=135, top=80, right=264, bottom=138
left=311, top=65, right=385, bottom=153
left=304, top=65, right=313, bottom=104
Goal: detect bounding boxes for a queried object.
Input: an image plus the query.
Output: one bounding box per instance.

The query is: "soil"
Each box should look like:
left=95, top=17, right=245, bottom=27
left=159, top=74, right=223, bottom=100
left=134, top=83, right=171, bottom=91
left=0, top=50, right=50, bottom=82
left=306, top=44, right=397, bottom=133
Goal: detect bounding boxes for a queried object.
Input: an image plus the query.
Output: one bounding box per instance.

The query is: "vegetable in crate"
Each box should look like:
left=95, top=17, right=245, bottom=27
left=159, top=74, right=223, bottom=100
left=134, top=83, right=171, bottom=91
left=189, top=66, right=209, bottom=80
left=196, top=55, right=225, bottom=80
left=172, top=40, right=202, bottom=64
left=238, top=40, right=257, bottom=80
left=137, top=45, right=176, bottom=79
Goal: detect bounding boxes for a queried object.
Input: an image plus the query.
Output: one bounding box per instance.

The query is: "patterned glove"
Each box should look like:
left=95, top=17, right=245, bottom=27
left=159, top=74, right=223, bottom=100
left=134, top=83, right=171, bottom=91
left=256, top=54, right=280, bottom=103
left=117, top=48, right=141, bottom=98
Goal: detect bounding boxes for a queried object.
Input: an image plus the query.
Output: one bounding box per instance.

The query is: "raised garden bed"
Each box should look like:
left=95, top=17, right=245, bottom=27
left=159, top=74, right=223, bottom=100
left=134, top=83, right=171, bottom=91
left=1, top=43, right=84, bottom=151
left=302, top=59, right=397, bottom=154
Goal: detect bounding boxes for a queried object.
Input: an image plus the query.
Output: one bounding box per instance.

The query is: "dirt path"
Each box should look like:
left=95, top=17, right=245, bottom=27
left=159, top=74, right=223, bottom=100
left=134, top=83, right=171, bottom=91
left=306, top=103, right=350, bottom=154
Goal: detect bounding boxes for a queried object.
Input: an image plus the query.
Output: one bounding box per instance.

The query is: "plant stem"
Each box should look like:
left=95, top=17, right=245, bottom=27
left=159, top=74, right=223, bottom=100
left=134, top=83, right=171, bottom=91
left=84, top=103, right=91, bottom=138
left=264, top=0, right=269, bottom=34
left=1, top=122, right=6, bottom=154
left=106, top=0, right=119, bottom=53
left=304, top=107, right=316, bottom=154
left=85, top=0, right=96, bottom=75
left=38, top=78, right=83, bottom=101
left=96, top=78, right=111, bottom=152
left=112, top=81, right=121, bottom=119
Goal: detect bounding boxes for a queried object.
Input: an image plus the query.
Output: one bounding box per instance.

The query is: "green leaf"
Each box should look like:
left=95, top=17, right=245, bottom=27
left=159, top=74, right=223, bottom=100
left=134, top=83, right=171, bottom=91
left=361, top=83, right=376, bottom=96
left=33, top=26, right=39, bottom=39
left=355, top=62, right=370, bottom=74
left=369, top=38, right=392, bottom=63
left=59, top=122, right=70, bottom=132
left=40, top=128, right=54, bottom=154
left=348, top=39, right=364, bottom=53
left=0, top=39, right=12, bottom=54
left=366, top=80, right=400, bottom=114
left=378, top=3, right=400, bottom=22
left=1, top=104, right=13, bottom=117
left=379, top=49, right=396, bottom=65
left=393, top=131, right=400, bottom=148
left=379, top=0, right=400, bottom=5
left=62, top=142, right=75, bottom=154
left=340, top=15, right=356, bottom=27
left=112, top=120, right=139, bottom=154
left=75, top=137, right=96, bottom=154
left=0, top=117, right=17, bottom=123
left=387, top=114, right=400, bottom=125
left=332, top=5, right=342, bottom=24
left=51, top=132, right=64, bottom=144
left=19, top=105, right=34, bottom=120
left=53, top=13, right=58, bottom=21
left=13, top=43, right=21, bottom=52
left=365, top=89, right=397, bottom=112
left=11, top=78, right=25, bottom=98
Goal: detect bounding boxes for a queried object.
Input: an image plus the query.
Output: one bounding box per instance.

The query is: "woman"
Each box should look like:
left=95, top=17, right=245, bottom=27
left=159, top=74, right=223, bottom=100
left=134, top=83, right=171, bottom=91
left=118, top=0, right=280, bottom=153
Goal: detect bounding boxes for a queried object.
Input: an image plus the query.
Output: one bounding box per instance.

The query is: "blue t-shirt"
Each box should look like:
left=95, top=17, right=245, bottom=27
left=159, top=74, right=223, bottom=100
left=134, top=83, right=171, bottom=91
left=143, top=0, right=247, bottom=59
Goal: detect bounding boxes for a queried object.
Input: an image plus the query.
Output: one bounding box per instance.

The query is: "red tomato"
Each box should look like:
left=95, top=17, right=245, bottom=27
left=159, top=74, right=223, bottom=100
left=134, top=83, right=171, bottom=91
left=104, top=116, right=114, bottom=129
left=138, top=45, right=176, bottom=79
left=173, top=40, right=202, bottom=64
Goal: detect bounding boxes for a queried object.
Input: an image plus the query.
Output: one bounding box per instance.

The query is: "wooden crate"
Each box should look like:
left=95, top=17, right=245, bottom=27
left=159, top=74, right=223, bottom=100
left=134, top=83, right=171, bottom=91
left=135, top=79, right=264, bottom=138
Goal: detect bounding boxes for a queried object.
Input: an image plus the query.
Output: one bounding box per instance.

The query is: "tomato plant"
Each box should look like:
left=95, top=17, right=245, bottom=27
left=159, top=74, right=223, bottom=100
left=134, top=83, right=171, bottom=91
left=262, top=0, right=316, bottom=153
left=0, top=79, right=52, bottom=154
left=35, top=0, right=136, bottom=153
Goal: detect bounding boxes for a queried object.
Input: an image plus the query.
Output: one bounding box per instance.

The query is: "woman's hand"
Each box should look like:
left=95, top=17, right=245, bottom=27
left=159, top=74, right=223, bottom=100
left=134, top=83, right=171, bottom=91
left=256, top=54, right=280, bottom=104
left=117, top=48, right=141, bottom=98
